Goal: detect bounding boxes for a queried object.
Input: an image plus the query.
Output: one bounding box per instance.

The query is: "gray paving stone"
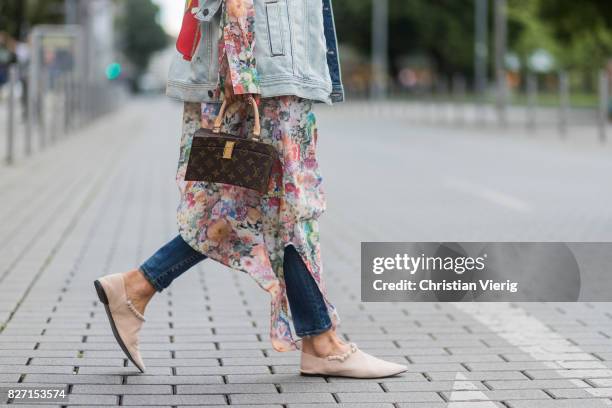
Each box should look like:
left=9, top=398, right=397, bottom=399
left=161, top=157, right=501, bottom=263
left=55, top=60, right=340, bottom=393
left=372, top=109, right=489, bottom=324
left=0, top=350, right=78, bottom=358
left=486, top=379, right=590, bottom=390
left=280, top=382, right=383, bottom=393
left=399, top=404, right=505, bottom=408
left=0, top=357, right=29, bottom=364
left=121, top=394, right=226, bottom=405
left=126, top=375, right=224, bottom=385
left=409, top=354, right=505, bottom=363
left=442, top=389, right=551, bottom=402
left=507, top=400, right=612, bottom=408
left=71, top=384, right=173, bottom=394
left=290, top=404, right=394, bottom=408
left=547, top=387, right=612, bottom=398
left=0, top=373, right=21, bottom=382
left=29, top=357, right=125, bottom=366
left=221, top=356, right=298, bottom=366
left=383, top=381, right=488, bottom=392
left=327, top=372, right=426, bottom=382
left=76, top=366, right=172, bottom=375
left=178, top=406, right=282, bottom=408
left=525, top=369, right=612, bottom=379
left=23, top=374, right=122, bottom=384
left=177, top=383, right=277, bottom=394
left=65, top=394, right=119, bottom=405
left=227, top=374, right=327, bottom=383
left=230, top=392, right=335, bottom=404
left=465, top=362, right=563, bottom=371
left=337, top=391, right=444, bottom=403
left=176, top=365, right=271, bottom=375
left=0, top=365, right=74, bottom=374
left=588, top=378, right=612, bottom=387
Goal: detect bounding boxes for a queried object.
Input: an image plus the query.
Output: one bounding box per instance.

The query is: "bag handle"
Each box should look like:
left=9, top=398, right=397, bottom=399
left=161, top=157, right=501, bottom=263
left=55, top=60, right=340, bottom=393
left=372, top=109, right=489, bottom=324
left=212, top=96, right=261, bottom=140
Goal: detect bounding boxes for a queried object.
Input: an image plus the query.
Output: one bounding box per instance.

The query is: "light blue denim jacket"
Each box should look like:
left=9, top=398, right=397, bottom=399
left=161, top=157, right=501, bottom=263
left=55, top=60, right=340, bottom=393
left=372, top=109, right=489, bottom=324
left=166, top=0, right=344, bottom=104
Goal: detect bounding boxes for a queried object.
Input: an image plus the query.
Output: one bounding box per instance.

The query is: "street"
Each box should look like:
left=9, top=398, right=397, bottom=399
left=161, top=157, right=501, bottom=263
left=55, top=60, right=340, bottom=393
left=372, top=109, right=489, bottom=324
left=1, top=96, right=612, bottom=407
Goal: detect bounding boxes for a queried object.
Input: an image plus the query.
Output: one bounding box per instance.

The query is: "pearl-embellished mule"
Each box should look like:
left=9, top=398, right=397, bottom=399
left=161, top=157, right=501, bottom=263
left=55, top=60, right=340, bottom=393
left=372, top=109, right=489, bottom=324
left=94, top=273, right=146, bottom=373
left=300, top=342, right=408, bottom=378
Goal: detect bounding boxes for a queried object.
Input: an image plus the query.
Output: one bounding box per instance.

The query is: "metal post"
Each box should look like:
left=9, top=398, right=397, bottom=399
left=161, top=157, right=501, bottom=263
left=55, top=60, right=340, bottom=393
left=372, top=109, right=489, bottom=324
left=371, top=0, right=389, bottom=99
left=39, top=66, right=48, bottom=149
left=558, top=71, right=570, bottom=138
left=526, top=72, right=538, bottom=131
left=64, top=0, right=79, bottom=24
left=6, top=65, right=18, bottom=165
left=599, top=70, right=609, bottom=143
left=453, top=74, right=467, bottom=125
left=50, top=75, right=58, bottom=143
left=26, top=31, right=41, bottom=156
left=494, top=0, right=508, bottom=127
left=64, top=73, right=71, bottom=133
left=437, top=77, right=450, bottom=124
left=475, top=0, right=488, bottom=96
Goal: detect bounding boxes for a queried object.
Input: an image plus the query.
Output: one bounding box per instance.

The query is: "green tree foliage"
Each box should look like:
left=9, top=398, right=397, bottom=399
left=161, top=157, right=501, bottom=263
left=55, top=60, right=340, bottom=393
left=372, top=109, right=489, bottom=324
left=0, top=0, right=64, bottom=40
left=333, top=0, right=612, bottom=79
left=535, top=0, right=612, bottom=69
left=116, top=0, right=168, bottom=75
left=333, top=0, right=475, bottom=77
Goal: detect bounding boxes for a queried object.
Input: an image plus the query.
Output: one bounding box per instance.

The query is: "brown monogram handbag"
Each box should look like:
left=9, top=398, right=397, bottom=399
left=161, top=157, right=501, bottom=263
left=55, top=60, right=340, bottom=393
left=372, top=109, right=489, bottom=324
left=184, top=97, right=279, bottom=194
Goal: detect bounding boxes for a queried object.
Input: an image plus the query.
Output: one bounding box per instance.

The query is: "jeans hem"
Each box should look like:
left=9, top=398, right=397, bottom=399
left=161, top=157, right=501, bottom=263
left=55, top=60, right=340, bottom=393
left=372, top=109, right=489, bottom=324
left=296, top=320, right=333, bottom=338
left=138, top=265, right=164, bottom=292
left=140, top=251, right=205, bottom=292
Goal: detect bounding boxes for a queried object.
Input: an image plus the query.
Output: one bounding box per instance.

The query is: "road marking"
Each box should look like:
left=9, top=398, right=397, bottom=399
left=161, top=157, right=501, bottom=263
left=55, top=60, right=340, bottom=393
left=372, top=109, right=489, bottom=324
left=453, top=303, right=612, bottom=404
left=445, top=178, right=531, bottom=213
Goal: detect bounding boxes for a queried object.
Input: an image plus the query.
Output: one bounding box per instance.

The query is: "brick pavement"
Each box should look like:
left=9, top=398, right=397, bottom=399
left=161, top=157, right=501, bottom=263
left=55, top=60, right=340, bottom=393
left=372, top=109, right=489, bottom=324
left=1, top=98, right=612, bottom=406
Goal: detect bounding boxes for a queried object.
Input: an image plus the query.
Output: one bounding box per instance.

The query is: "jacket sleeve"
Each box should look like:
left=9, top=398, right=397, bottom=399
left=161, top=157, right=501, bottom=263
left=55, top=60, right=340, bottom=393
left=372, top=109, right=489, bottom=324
left=220, top=0, right=261, bottom=95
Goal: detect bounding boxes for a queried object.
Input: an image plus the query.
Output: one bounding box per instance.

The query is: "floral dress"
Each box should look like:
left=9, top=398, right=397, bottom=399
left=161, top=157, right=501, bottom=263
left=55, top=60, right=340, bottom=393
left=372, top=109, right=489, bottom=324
left=175, top=0, right=339, bottom=352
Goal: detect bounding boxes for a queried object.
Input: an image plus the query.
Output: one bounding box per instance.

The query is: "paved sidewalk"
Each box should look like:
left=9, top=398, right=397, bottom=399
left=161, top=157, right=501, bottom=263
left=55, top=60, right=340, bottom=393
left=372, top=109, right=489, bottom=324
left=1, top=97, right=612, bottom=407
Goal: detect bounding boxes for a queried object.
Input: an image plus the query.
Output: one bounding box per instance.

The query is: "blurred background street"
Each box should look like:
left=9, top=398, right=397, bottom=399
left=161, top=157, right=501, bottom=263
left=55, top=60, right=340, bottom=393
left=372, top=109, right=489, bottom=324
left=1, top=0, right=612, bottom=406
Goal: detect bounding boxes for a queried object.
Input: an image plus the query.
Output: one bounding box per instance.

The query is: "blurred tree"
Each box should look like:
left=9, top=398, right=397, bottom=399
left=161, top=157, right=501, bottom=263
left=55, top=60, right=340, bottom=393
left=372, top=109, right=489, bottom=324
left=333, top=0, right=612, bottom=85
left=0, top=0, right=64, bottom=40
left=333, top=0, right=476, bottom=80
left=115, top=0, right=168, bottom=76
left=536, top=0, right=612, bottom=70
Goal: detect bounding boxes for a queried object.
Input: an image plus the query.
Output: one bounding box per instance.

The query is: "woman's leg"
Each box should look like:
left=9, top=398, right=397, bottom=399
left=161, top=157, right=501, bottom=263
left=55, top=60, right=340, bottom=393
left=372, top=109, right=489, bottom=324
left=124, top=235, right=208, bottom=314
left=283, top=245, right=349, bottom=357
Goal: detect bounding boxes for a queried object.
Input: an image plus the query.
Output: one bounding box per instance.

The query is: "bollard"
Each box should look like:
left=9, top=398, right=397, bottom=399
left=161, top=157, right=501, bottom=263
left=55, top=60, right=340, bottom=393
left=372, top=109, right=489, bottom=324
left=599, top=70, right=609, bottom=143
left=452, top=74, right=467, bottom=125
left=6, top=64, right=18, bottom=165
left=39, top=67, right=48, bottom=149
left=437, top=78, right=450, bottom=124
left=64, top=73, right=70, bottom=133
left=526, top=73, right=538, bottom=131
left=50, top=75, right=58, bottom=143
left=558, top=71, right=570, bottom=138
left=496, top=69, right=508, bottom=128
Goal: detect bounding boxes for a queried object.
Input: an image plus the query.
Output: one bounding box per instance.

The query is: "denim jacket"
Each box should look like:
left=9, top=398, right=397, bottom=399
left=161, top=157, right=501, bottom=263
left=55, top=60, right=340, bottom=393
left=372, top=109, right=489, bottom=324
left=166, top=0, right=344, bottom=104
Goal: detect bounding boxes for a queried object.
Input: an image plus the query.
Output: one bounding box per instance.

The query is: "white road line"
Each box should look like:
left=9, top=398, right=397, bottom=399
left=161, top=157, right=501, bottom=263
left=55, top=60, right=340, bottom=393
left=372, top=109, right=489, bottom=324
left=444, top=178, right=532, bottom=213
left=453, top=302, right=612, bottom=404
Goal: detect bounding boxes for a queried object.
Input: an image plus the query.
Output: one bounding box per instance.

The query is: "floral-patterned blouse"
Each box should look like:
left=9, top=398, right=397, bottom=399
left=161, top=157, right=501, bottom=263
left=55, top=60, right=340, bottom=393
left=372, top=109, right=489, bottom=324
left=217, top=0, right=260, bottom=95
left=176, top=0, right=339, bottom=352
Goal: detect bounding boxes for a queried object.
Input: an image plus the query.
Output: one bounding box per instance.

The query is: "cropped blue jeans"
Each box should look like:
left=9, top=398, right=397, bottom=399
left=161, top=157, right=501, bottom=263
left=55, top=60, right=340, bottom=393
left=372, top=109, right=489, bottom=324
left=139, top=235, right=332, bottom=337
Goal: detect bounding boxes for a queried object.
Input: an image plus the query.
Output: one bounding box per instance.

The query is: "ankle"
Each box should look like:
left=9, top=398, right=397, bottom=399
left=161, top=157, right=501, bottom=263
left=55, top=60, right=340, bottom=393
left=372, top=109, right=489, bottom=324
left=123, top=269, right=156, bottom=301
left=301, top=330, right=347, bottom=358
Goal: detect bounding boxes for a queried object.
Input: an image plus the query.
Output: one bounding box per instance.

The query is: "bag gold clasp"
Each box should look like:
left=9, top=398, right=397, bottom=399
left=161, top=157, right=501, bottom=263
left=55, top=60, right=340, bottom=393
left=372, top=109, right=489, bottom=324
left=222, top=141, right=235, bottom=159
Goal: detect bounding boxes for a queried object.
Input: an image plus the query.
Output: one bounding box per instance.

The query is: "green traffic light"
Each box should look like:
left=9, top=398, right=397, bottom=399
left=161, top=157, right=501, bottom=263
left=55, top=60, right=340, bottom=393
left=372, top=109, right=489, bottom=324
left=105, top=63, right=122, bottom=80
